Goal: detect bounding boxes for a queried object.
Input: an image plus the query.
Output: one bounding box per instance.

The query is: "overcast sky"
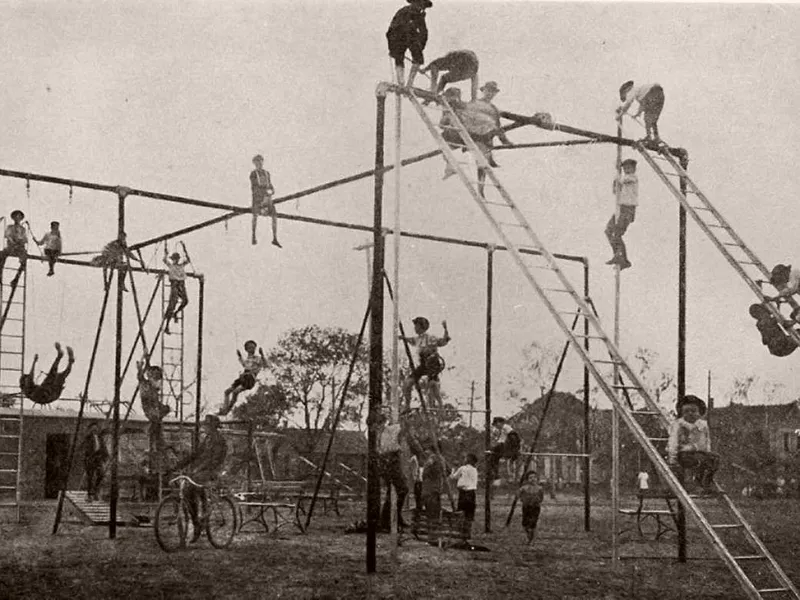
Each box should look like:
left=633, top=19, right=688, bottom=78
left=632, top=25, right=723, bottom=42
left=1, top=1, right=798, bottom=424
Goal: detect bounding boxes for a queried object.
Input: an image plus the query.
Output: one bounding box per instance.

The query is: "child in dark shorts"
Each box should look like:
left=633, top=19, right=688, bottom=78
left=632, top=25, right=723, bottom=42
left=518, top=471, right=544, bottom=544
left=219, top=340, right=267, bottom=416
left=19, top=342, right=74, bottom=405
left=450, top=452, right=478, bottom=542
left=386, top=0, right=432, bottom=89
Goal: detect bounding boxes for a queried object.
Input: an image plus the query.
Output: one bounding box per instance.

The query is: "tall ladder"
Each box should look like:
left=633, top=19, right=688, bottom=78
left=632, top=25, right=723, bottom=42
left=401, top=86, right=798, bottom=600
left=0, top=261, right=27, bottom=521
left=637, top=146, right=800, bottom=347
left=160, top=277, right=185, bottom=420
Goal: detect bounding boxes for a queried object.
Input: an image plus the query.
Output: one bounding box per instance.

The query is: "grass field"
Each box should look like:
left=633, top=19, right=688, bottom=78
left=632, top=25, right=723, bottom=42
left=1, top=494, right=798, bottom=599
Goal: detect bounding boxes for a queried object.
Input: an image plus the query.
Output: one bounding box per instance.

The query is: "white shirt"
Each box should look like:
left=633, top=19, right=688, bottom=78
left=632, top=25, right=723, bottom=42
left=41, top=232, right=62, bottom=252
left=167, top=263, right=187, bottom=282
left=636, top=471, right=649, bottom=490
left=451, top=464, right=478, bottom=491
left=495, top=423, right=514, bottom=444
left=240, top=353, right=265, bottom=375
left=613, top=173, right=638, bottom=207
left=619, top=83, right=661, bottom=117
left=667, top=417, right=712, bottom=463
left=409, top=332, right=448, bottom=361
left=379, top=423, right=401, bottom=453
left=780, top=267, right=800, bottom=295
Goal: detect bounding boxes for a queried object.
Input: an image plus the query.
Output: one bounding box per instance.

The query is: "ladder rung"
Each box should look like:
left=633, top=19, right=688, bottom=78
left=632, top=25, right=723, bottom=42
left=631, top=410, right=660, bottom=416
left=757, top=589, right=789, bottom=594
left=612, top=385, right=641, bottom=389
left=498, top=222, right=525, bottom=228
left=688, top=206, right=712, bottom=211
left=544, top=288, right=573, bottom=293
left=594, top=359, right=620, bottom=364
left=737, top=261, right=758, bottom=266
left=483, top=200, right=509, bottom=207
left=706, top=223, right=727, bottom=228
left=711, top=524, right=743, bottom=530
left=1, top=334, right=24, bottom=338
left=0, top=469, right=17, bottom=473
left=722, top=242, right=743, bottom=247
left=732, top=555, right=766, bottom=561
left=648, top=437, right=668, bottom=442
left=0, top=486, right=17, bottom=490
left=573, top=334, right=604, bottom=339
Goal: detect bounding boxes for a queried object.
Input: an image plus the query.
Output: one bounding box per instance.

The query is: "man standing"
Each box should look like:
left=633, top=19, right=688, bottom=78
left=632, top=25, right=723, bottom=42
left=377, top=408, right=409, bottom=531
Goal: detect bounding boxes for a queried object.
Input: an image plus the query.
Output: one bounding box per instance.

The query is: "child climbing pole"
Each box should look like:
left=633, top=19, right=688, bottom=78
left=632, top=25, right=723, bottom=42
left=218, top=340, right=267, bottom=416
left=91, top=233, right=146, bottom=291
left=616, top=80, right=665, bottom=144
left=0, top=210, right=28, bottom=285
left=386, top=0, right=432, bottom=89
left=400, top=317, right=450, bottom=411
left=250, top=154, right=281, bottom=248
left=137, top=358, right=171, bottom=474
left=605, top=158, right=638, bottom=270
left=19, top=342, right=75, bottom=405
left=420, top=49, right=479, bottom=100
left=29, top=220, right=62, bottom=277
left=162, top=247, right=190, bottom=334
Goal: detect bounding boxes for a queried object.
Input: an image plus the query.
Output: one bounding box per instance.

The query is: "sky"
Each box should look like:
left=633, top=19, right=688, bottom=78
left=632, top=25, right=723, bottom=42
left=1, top=0, right=799, bottom=426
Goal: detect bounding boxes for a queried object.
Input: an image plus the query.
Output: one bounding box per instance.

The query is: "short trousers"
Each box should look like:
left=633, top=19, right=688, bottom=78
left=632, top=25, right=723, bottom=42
left=387, top=32, right=425, bottom=67
left=231, top=372, right=257, bottom=390
left=522, top=503, right=541, bottom=530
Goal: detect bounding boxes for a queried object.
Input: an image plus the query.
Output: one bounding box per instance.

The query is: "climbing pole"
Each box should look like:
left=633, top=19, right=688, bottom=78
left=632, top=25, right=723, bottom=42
left=398, top=84, right=798, bottom=600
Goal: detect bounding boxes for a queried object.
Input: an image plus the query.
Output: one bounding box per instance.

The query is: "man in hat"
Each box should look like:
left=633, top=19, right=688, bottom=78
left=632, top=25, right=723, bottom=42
left=420, top=49, right=479, bottom=100
left=386, top=0, right=432, bottom=90
left=616, top=81, right=665, bottom=143
left=400, top=317, right=450, bottom=411
left=668, top=395, right=719, bottom=491
left=174, top=414, right=228, bottom=541
left=605, top=157, right=639, bottom=270
left=0, top=210, right=28, bottom=284
left=250, top=154, right=280, bottom=248
left=162, top=247, right=190, bottom=334
left=30, top=220, right=62, bottom=277
left=466, top=81, right=512, bottom=196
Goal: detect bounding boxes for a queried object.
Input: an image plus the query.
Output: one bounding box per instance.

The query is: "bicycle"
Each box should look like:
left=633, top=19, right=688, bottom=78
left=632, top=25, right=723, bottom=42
left=154, top=474, right=238, bottom=552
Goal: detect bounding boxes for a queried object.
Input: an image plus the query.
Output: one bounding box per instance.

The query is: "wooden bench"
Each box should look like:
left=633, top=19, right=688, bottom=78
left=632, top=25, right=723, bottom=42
left=409, top=508, right=468, bottom=547
left=619, top=489, right=678, bottom=540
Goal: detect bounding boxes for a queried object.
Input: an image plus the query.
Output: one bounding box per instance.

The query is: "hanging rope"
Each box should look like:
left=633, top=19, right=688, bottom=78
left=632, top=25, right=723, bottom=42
left=52, top=272, right=114, bottom=534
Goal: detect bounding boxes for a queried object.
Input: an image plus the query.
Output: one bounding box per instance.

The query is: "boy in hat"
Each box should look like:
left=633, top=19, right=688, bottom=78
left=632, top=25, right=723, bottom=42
left=250, top=154, right=280, bottom=248
left=19, top=342, right=75, bottom=405
left=616, top=81, right=665, bottom=143
left=449, top=452, right=479, bottom=542
left=488, top=416, right=521, bottom=483
left=667, top=395, right=719, bottom=491
left=137, top=358, right=171, bottom=473
left=421, top=49, right=479, bottom=100
left=386, top=0, right=432, bottom=89
left=605, top=158, right=639, bottom=270
left=0, top=210, right=28, bottom=284
left=30, top=221, right=62, bottom=276
left=219, top=340, right=267, bottom=416
left=162, top=247, right=190, bottom=334
left=468, top=81, right=512, bottom=196
left=400, top=317, right=450, bottom=411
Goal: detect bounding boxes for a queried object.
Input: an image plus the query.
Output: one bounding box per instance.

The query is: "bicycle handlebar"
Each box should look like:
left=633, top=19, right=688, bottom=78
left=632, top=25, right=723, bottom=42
left=169, top=474, right=204, bottom=488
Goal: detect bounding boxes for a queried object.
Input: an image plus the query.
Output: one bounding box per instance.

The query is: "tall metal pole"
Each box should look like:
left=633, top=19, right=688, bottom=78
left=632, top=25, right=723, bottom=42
left=611, top=124, right=622, bottom=564
left=484, top=245, right=494, bottom=533
left=677, top=152, right=690, bottom=563
left=582, top=258, right=591, bottom=532
left=367, top=86, right=388, bottom=576
left=109, top=187, right=127, bottom=539
left=195, top=275, right=205, bottom=451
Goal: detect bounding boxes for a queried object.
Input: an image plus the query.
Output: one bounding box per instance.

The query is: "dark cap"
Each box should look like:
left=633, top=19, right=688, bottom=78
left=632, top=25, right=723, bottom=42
left=770, top=264, right=791, bottom=287
left=412, top=316, right=430, bottom=331
left=621, top=158, right=637, bottom=168
left=407, top=0, right=433, bottom=6
left=50, top=221, right=60, bottom=228
left=677, top=394, right=707, bottom=416
left=619, top=80, right=634, bottom=101
left=252, top=154, right=264, bottom=163
left=244, top=340, right=257, bottom=348
left=10, top=210, right=24, bottom=220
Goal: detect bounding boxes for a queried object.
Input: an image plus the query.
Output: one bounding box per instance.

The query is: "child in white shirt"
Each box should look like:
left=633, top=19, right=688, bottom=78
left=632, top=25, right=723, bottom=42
left=668, top=395, right=719, bottom=491
left=400, top=316, right=450, bottom=410
left=450, top=453, right=478, bottom=541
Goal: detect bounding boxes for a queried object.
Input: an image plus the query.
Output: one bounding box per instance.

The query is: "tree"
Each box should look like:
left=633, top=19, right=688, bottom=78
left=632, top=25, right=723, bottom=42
left=231, top=383, right=292, bottom=427
left=267, top=325, right=368, bottom=455
left=506, top=341, right=561, bottom=407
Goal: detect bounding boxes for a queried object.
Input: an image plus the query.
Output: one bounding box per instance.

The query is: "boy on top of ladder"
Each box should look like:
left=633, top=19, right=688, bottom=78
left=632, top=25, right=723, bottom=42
left=616, top=80, right=665, bottom=145
left=219, top=340, right=267, bottom=416
left=400, top=317, right=450, bottom=412
left=163, top=248, right=190, bottom=334
left=420, top=49, right=479, bottom=101
left=0, top=210, right=28, bottom=285
left=19, top=342, right=75, bottom=405
left=386, top=0, right=431, bottom=89
left=605, top=158, right=638, bottom=270
left=250, top=154, right=281, bottom=248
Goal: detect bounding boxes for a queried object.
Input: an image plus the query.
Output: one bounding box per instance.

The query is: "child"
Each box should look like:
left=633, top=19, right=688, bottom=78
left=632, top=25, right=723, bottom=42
left=438, top=88, right=468, bottom=179
left=162, top=248, right=190, bottom=334
left=91, top=233, right=145, bottom=291
left=421, top=50, right=479, bottom=100
left=400, top=317, right=450, bottom=411
left=488, top=416, right=521, bottom=483
left=377, top=408, right=409, bottom=531
left=667, top=395, right=719, bottom=491
left=748, top=303, right=797, bottom=357
left=449, top=452, right=478, bottom=542
left=605, top=158, right=638, bottom=270
left=616, top=81, right=665, bottom=143
left=30, top=221, right=62, bottom=276
left=765, top=264, right=800, bottom=321
left=468, top=82, right=512, bottom=196
left=409, top=451, right=424, bottom=511
left=0, top=210, right=28, bottom=284
left=386, top=0, right=431, bottom=89
left=19, top=342, right=75, bottom=405
left=250, top=154, right=280, bottom=248
left=82, top=422, right=109, bottom=502
left=517, top=471, right=544, bottom=544
left=421, top=449, right=444, bottom=546
left=138, top=359, right=171, bottom=473
left=219, top=340, right=267, bottom=416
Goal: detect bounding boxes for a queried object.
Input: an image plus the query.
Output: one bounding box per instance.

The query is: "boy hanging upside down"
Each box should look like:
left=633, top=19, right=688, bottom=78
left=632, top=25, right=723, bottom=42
left=219, top=340, right=267, bottom=416
left=19, top=342, right=75, bottom=405
left=401, top=317, right=450, bottom=411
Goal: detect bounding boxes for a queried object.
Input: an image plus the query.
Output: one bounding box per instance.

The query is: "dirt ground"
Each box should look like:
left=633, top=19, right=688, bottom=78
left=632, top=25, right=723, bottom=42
left=0, top=494, right=798, bottom=600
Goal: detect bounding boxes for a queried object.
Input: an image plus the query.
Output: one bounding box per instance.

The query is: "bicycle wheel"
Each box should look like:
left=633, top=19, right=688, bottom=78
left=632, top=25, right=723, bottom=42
left=155, top=496, right=187, bottom=552
left=206, top=496, right=237, bottom=549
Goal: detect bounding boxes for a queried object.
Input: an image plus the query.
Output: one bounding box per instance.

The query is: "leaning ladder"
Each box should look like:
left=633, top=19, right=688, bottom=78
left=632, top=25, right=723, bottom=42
left=638, top=147, right=800, bottom=347
left=160, top=277, right=185, bottom=420
left=399, top=85, right=798, bottom=600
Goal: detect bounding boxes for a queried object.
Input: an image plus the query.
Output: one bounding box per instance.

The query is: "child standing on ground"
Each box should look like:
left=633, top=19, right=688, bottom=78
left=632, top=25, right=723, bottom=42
left=0, top=210, right=28, bottom=284
left=605, top=158, right=638, bottom=270
left=219, top=340, right=267, bottom=416
left=250, top=154, right=280, bottom=248
left=518, top=471, right=544, bottom=544
left=667, top=395, right=719, bottom=491
left=421, top=449, right=444, bottom=545
left=163, top=248, right=190, bottom=334
left=400, top=317, right=450, bottom=411
left=450, top=452, right=478, bottom=542
left=30, top=221, right=62, bottom=277
left=386, top=0, right=431, bottom=89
